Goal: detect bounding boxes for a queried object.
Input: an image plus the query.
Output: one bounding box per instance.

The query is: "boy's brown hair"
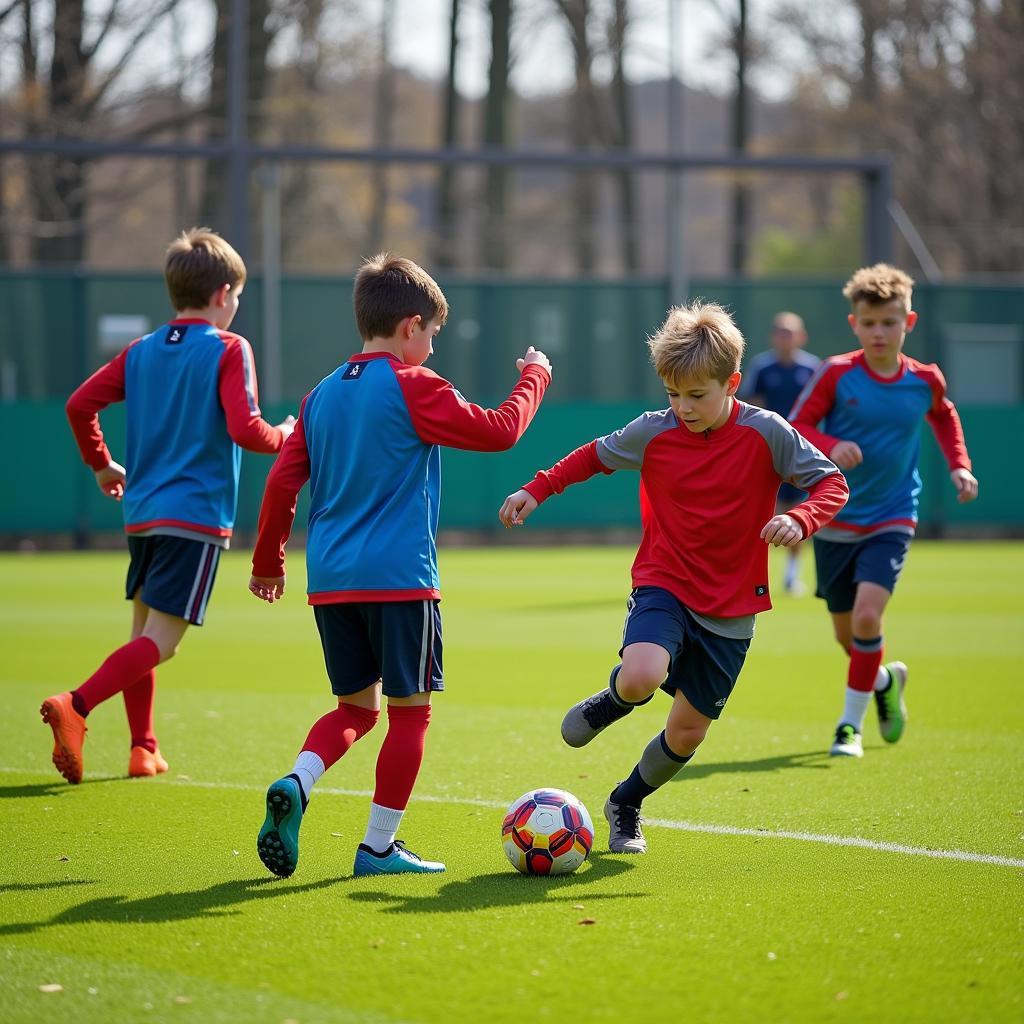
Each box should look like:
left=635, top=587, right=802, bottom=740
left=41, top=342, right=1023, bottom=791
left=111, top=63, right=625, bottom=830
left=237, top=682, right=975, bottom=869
left=165, top=227, right=246, bottom=311
left=842, top=263, right=914, bottom=310
left=354, top=253, right=449, bottom=340
left=647, top=301, right=746, bottom=385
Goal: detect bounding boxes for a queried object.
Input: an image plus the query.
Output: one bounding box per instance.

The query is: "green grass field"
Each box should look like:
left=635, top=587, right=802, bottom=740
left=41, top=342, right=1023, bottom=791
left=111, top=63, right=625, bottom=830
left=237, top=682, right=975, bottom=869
left=2, top=543, right=1022, bottom=1024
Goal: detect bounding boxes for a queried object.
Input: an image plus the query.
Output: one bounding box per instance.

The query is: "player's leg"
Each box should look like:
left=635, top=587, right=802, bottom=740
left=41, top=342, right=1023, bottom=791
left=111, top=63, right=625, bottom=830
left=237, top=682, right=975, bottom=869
left=40, top=536, right=205, bottom=784
left=778, top=489, right=807, bottom=595
left=124, top=593, right=168, bottom=777
left=354, top=601, right=445, bottom=876
left=259, top=604, right=381, bottom=878
left=605, top=610, right=747, bottom=854
left=561, top=588, right=674, bottom=748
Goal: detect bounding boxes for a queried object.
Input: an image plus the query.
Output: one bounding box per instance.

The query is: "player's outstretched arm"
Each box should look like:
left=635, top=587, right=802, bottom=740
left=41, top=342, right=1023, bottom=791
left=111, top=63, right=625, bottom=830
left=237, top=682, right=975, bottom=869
left=498, top=489, right=539, bottom=528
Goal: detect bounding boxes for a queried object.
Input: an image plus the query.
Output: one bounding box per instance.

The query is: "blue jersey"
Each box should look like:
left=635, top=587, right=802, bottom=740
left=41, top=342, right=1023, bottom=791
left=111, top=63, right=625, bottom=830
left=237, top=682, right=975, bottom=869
left=739, top=349, right=821, bottom=418
left=253, top=353, right=550, bottom=602
left=790, top=350, right=970, bottom=541
left=66, top=319, right=284, bottom=544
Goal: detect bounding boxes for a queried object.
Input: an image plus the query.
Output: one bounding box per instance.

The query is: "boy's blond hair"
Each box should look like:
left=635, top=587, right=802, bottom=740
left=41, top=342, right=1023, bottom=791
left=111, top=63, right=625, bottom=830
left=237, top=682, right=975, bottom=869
left=165, top=227, right=246, bottom=311
left=842, top=263, right=914, bottom=310
left=354, top=253, right=449, bottom=340
left=647, top=301, right=745, bottom=385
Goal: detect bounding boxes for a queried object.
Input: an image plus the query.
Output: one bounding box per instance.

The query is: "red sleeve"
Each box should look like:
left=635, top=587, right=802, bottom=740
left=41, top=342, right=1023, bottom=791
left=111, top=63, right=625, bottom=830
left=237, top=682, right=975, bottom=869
left=522, top=440, right=611, bottom=504
left=217, top=334, right=285, bottom=454
left=65, top=344, right=133, bottom=470
left=251, top=397, right=311, bottom=579
left=918, top=365, right=972, bottom=471
left=397, top=363, right=550, bottom=451
left=786, top=471, right=850, bottom=539
left=788, top=362, right=844, bottom=455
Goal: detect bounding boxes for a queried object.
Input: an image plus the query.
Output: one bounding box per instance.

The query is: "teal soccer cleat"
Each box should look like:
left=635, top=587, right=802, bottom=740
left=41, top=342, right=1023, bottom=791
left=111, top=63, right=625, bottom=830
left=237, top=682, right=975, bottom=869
left=875, top=661, right=908, bottom=743
left=257, top=775, right=305, bottom=878
left=353, top=840, right=446, bottom=877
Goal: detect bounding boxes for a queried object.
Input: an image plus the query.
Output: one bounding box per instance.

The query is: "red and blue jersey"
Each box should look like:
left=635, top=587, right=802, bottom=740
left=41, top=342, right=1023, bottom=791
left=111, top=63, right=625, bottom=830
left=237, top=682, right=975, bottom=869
left=66, top=319, right=285, bottom=544
left=789, top=349, right=971, bottom=542
left=252, top=353, right=550, bottom=604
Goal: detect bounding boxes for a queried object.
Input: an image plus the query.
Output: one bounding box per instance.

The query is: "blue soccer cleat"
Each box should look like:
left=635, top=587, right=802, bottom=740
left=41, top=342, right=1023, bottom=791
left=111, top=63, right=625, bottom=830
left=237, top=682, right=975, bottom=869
left=352, top=840, right=446, bottom=877
left=257, top=774, right=305, bottom=878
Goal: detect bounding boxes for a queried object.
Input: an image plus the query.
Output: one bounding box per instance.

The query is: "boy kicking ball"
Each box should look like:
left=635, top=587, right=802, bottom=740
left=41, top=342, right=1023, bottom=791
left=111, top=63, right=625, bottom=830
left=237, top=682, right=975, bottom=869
left=500, top=301, right=848, bottom=854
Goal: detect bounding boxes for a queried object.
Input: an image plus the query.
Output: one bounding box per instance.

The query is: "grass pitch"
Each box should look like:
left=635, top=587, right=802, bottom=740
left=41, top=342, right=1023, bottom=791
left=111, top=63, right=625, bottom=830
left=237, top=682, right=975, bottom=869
left=2, top=542, right=1022, bottom=1024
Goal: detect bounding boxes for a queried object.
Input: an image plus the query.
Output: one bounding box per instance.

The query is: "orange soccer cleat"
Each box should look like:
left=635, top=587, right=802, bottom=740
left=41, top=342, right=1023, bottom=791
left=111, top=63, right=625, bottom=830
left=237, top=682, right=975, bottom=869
left=128, top=746, right=169, bottom=778
left=40, top=692, right=88, bottom=784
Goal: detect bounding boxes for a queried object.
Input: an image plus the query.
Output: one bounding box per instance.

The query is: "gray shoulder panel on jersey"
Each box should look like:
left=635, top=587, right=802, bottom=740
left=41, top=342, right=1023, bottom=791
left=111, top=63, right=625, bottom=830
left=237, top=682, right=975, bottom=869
left=596, top=409, right=677, bottom=471
left=736, top=403, right=838, bottom=489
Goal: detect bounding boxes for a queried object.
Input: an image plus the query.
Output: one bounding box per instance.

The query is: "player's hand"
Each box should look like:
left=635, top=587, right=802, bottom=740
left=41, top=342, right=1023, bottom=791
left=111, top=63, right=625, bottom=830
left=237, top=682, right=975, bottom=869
left=516, top=347, right=552, bottom=377
left=830, top=440, right=863, bottom=470
left=950, top=468, right=978, bottom=504
left=275, top=415, right=296, bottom=441
left=760, top=513, right=803, bottom=548
left=249, top=574, right=286, bottom=603
left=94, top=460, right=126, bottom=501
left=499, top=489, right=538, bottom=528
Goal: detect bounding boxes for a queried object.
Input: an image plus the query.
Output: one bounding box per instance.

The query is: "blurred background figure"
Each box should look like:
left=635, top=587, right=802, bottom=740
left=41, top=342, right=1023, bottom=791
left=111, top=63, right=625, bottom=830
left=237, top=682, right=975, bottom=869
left=739, top=312, right=820, bottom=595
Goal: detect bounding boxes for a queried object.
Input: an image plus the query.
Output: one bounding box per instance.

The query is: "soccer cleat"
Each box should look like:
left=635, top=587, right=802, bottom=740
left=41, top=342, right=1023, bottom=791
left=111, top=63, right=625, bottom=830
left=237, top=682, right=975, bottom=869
left=257, top=775, right=305, bottom=878
left=40, top=692, right=87, bottom=784
left=830, top=723, right=863, bottom=758
left=875, top=661, right=908, bottom=744
left=604, top=792, right=647, bottom=854
left=353, top=840, right=446, bottom=877
left=128, top=746, right=169, bottom=778
left=561, top=690, right=634, bottom=748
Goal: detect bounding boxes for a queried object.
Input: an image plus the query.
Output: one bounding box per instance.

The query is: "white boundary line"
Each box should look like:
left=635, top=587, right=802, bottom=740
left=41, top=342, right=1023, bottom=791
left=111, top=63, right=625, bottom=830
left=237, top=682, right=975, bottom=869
left=5, top=766, right=1023, bottom=869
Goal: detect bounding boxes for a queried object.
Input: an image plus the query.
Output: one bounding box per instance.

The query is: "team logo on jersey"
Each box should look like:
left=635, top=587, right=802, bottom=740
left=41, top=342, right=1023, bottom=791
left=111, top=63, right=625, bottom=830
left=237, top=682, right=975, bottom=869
left=755, top=585, right=768, bottom=596
left=343, top=363, right=365, bottom=379
left=714, top=697, right=728, bottom=707
left=166, top=326, right=188, bottom=345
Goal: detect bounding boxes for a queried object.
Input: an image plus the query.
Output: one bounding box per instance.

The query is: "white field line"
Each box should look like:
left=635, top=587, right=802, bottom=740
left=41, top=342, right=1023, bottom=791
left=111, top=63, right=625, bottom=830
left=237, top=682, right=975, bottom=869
left=5, top=766, right=1023, bottom=869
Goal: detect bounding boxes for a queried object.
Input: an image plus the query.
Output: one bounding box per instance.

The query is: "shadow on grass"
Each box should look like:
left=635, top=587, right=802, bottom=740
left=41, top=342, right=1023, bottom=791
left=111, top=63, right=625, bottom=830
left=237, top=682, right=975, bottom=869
left=0, top=778, right=122, bottom=799
left=676, top=749, right=833, bottom=780
left=0, top=879, right=99, bottom=894
left=347, top=851, right=639, bottom=915
left=0, top=875, right=348, bottom=936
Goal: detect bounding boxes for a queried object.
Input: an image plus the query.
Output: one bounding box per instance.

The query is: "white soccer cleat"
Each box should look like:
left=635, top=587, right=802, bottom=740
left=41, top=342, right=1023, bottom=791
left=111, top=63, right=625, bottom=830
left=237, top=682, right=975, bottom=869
left=830, top=723, right=863, bottom=758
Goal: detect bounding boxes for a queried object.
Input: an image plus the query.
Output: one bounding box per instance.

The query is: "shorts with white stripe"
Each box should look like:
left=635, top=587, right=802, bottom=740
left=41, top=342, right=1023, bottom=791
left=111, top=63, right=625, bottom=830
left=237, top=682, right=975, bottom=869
left=126, top=535, right=222, bottom=626
left=313, top=600, right=444, bottom=698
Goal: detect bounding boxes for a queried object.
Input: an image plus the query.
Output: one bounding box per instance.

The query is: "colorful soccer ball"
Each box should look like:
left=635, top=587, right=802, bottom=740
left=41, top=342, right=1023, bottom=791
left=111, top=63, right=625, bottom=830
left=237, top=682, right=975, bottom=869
left=501, top=788, right=594, bottom=876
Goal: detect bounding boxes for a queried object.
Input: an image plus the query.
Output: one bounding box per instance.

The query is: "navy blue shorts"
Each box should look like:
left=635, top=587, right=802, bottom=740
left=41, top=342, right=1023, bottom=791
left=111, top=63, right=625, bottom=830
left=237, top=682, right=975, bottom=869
left=812, top=532, right=912, bottom=613
left=313, top=600, right=443, bottom=699
left=125, top=534, right=222, bottom=626
left=620, top=587, right=750, bottom=720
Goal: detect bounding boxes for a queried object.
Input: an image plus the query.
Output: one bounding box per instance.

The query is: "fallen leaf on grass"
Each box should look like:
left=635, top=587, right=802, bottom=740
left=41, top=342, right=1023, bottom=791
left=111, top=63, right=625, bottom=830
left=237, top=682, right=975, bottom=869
left=173, top=995, right=191, bottom=1004
left=38, top=984, right=63, bottom=993
left=57, top=855, right=69, bottom=862
left=578, top=918, right=597, bottom=926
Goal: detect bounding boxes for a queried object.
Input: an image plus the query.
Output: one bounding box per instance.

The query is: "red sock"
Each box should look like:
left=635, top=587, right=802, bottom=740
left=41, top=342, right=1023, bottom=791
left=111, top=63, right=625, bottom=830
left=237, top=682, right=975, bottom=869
left=123, top=670, right=157, bottom=753
left=848, top=635, right=883, bottom=692
left=301, top=703, right=379, bottom=769
left=72, top=637, right=161, bottom=716
left=373, top=704, right=431, bottom=811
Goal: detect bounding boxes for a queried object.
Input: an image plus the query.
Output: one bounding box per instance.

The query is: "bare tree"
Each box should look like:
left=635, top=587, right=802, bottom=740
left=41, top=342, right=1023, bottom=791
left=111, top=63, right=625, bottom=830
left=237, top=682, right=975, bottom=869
left=434, top=0, right=461, bottom=269
left=481, top=0, right=513, bottom=270
left=365, top=0, right=397, bottom=255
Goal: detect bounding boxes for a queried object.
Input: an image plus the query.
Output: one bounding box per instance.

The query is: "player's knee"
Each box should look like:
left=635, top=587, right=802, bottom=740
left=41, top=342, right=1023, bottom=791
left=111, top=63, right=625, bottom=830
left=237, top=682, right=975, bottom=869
left=615, top=667, right=662, bottom=702
left=851, top=607, right=882, bottom=637
left=664, top=721, right=707, bottom=756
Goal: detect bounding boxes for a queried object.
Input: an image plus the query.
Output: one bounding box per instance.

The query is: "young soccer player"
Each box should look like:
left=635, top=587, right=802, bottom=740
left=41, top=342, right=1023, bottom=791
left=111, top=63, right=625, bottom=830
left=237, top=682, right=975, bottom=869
left=789, top=264, right=978, bottom=758
left=44, top=227, right=294, bottom=784
left=498, top=301, right=848, bottom=854
left=738, top=311, right=821, bottom=594
left=250, top=253, right=552, bottom=878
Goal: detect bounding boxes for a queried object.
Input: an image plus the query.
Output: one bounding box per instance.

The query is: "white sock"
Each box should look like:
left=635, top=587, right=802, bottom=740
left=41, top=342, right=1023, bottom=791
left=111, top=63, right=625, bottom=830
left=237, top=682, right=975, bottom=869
left=839, top=687, right=872, bottom=732
left=292, top=750, right=325, bottom=802
left=784, top=556, right=799, bottom=589
left=362, top=802, right=405, bottom=853
left=873, top=665, right=892, bottom=691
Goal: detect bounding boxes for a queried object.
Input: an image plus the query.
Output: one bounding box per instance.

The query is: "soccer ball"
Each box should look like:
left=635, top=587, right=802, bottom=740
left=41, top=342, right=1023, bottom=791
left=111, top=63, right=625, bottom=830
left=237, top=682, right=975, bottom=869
left=501, top=788, right=594, bottom=876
